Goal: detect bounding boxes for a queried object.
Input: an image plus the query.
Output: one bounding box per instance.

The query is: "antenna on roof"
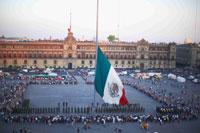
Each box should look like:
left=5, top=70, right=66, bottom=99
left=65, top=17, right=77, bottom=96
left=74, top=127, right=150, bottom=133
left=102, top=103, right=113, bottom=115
left=70, top=12, right=72, bottom=32
left=117, top=0, right=120, bottom=44
left=195, top=0, right=198, bottom=43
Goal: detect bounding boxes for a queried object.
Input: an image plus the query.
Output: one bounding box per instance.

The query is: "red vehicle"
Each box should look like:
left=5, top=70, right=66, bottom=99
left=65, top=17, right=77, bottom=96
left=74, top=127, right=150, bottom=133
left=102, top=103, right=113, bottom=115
left=10, top=72, right=15, bottom=74
left=37, top=71, right=43, bottom=74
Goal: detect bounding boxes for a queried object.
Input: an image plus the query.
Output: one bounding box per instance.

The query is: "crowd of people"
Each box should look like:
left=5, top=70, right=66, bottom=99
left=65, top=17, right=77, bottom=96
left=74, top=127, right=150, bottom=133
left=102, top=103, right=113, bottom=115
left=0, top=80, right=28, bottom=114
left=0, top=74, right=78, bottom=85
left=1, top=113, right=198, bottom=126
left=0, top=69, right=200, bottom=131
left=0, top=73, right=77, bottom=115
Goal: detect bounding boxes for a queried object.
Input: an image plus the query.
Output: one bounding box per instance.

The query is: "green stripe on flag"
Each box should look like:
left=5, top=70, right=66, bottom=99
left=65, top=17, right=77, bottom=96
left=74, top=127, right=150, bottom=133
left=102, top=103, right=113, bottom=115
left=95, top=46, right=111, bottom=97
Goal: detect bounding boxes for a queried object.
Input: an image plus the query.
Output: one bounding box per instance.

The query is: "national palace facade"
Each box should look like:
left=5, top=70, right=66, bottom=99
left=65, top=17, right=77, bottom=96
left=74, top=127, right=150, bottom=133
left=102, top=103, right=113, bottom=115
left=0, top=32, right=176, bottom=69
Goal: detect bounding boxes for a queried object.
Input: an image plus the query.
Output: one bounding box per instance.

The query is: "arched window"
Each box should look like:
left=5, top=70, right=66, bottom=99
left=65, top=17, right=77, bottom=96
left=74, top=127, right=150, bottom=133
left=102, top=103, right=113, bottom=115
left=141, top=55, right=144, bottom=59
left=124, top=55, right=127, bottom=59
left=68, top=53, right=72, bottom=58
left=111, top=55, right=113, bottom=59
left=171, top=56, right=174, bottom=60
left=149, top=55, right=152, bottom=60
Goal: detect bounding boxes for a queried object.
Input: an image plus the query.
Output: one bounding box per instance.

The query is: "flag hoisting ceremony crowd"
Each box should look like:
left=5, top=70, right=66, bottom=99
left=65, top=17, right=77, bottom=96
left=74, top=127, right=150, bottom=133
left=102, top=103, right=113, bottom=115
left=0, top=45, right=200, bottom=133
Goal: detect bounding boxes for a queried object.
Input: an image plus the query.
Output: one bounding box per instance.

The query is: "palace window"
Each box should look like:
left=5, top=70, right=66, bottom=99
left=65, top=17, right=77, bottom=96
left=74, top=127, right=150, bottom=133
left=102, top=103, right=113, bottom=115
left=9, top=54, right=11, bottom=58
left=3, top=60, right=6, bottom=64
left=78, top=54, right=80, bottom=58
left=115, top=61, right=118, bottom=64
left=44, top=60, right=47, bottom=64
left=141, top=55, right=144, bottom=59
left=86, top=54, right=88, bottom=59
left=122, top=61, right=124, bottom=64
left=124, top=55, right=127, bottom=59
left=121, top=55, right=123, bottom=59
left=19, top=54, right=21, bottom=58
left=14, top=60, right=17, bottom=64
left=54, top=60, right=57, bottom=65
left=81, top=60, right=85, bottom=64
left=24, top=60, right=27, bottom=64
left=24, top=54, right=27, bottom=58
left=14, top=54, right=17, bottom=58
left=171, top=56, right=174, bottom=60
left=128, top=61, right=131, bottom=64
left=59, top=54, right=62, bottom=58
left=89, top=60, right=92, bottom=64
left=90, top=54, right=92, bottom=59
left=111, top=55, right=113, bottom=59
left=34, top=60, right=37, bottom=64
left=116, top=55, right=118, bottom=59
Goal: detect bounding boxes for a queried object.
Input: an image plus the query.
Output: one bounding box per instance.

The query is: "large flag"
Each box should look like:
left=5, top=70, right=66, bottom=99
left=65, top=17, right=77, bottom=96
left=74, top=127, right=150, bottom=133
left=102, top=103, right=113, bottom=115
left=95, top=46, right=128, bottom=106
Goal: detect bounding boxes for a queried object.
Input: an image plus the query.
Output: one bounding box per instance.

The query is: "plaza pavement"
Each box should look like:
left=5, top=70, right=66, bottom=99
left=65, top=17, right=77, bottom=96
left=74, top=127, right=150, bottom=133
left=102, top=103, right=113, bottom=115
left=1, top=71, right=200, bottom=133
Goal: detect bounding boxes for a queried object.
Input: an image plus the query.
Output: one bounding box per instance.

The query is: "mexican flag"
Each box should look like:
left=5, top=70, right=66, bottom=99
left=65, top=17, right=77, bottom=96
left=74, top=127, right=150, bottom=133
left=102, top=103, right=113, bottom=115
left=95, top=46, right=128, bottom=106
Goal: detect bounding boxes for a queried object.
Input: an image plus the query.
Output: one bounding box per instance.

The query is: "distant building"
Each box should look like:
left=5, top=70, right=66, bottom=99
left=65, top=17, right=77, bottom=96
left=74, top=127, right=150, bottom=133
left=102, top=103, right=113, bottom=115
left=176, top=44, right=200, bottom=68
left=185, top=38, right=192, bottom=44
left=0, top=32, right=176, bottom=69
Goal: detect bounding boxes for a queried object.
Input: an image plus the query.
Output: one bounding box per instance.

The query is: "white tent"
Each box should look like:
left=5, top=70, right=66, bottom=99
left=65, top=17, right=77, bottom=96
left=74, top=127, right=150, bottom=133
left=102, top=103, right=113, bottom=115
left=149, top=73, right=162, bottom=77
left=48, top=73, right=57, bottom=76
left=142, top=75, right=150, bottom=79
left=88, top=71, right=95, bottom=76
left=168, top=73, right=176, bottom=80
left=177, top=76, right=186, bottom=82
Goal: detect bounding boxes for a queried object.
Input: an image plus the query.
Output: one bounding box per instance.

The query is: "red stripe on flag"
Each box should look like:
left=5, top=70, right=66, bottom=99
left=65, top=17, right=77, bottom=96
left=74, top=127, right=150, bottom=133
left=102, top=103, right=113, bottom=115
left=119, top=88, right=129, bottom=106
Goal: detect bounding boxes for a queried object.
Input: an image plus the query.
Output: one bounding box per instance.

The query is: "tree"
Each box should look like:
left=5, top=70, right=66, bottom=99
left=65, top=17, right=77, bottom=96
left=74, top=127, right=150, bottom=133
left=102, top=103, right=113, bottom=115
left=107, top=35, right=116, bottom=42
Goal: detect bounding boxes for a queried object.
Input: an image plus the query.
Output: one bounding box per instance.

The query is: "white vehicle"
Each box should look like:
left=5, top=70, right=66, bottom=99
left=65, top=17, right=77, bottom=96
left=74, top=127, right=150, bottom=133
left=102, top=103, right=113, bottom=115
left=177, top=76, right=186, bottom=82
left=192, top=79, right=199, bottom=83
left=22, top=69, right=28, bottom=72
left=168, top=73, right=176, bottom=80
left=129, top=73, right=135, bottom=78
left=120, top=71, right=127, bottom=75
left=88, top=71, right=95, bottom=76
left=188, top=75, right=195, bottom=80
left=135, top=70, right=141, bottom=73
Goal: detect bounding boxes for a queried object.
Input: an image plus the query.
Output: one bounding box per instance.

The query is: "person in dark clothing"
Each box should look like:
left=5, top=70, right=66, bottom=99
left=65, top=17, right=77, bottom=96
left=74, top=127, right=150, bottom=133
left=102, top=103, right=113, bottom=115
left=77, top=127, right=80, bottom=133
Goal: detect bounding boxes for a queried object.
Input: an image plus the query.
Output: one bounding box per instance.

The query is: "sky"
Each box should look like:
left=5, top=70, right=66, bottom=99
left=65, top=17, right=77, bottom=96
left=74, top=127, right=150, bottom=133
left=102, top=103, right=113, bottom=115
left=0, top=0, right=199, bottom=43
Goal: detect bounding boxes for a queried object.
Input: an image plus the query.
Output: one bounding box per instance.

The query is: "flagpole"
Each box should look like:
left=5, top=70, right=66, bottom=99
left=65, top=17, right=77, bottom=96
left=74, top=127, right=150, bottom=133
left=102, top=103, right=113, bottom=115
left=94, top=0, right=99, bottom=109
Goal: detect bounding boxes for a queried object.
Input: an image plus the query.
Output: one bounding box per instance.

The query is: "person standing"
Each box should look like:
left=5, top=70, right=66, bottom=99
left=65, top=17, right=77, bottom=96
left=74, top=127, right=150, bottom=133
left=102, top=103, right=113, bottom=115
left=77, top=127, right=80, bottom=133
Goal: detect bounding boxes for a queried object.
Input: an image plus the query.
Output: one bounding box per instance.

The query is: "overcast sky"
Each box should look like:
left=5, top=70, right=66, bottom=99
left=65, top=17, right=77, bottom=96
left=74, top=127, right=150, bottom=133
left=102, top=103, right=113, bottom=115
left=0, top=0, right=199, bottom=43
